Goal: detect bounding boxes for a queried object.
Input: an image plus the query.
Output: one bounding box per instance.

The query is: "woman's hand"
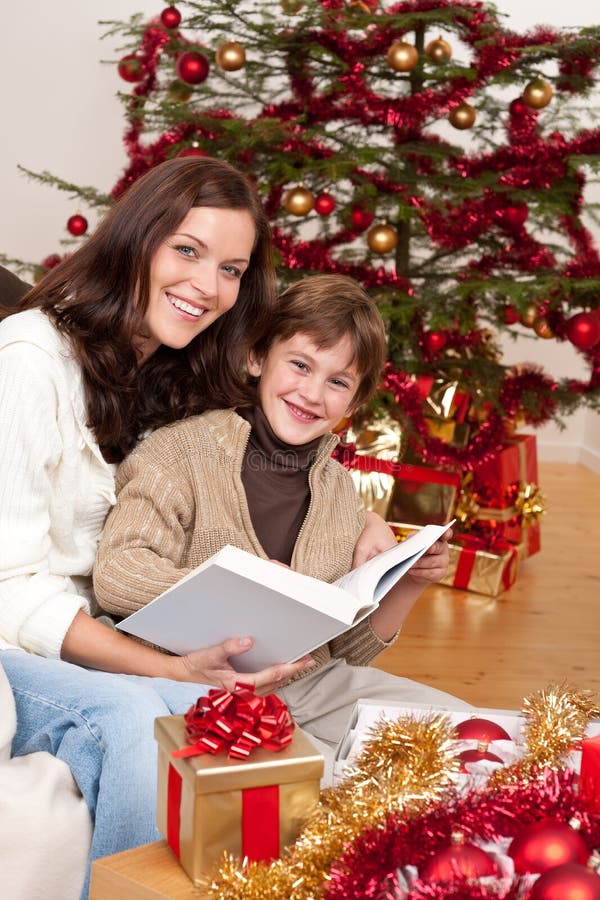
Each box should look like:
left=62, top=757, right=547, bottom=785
left=352, top=509, right=397, bottom=568
left=176, top=637, right=316, bottom=694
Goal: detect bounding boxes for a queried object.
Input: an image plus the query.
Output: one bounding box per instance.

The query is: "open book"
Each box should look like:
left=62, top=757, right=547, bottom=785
left=117, top=522, right=453, bottom=672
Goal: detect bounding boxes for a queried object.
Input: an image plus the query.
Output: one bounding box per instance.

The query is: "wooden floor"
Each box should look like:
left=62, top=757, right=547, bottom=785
left=374, top=462, right=600, bottom=710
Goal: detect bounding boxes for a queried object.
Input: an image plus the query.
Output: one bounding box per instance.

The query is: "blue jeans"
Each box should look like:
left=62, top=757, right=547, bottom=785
left=1, top=650, right=209, bottom=900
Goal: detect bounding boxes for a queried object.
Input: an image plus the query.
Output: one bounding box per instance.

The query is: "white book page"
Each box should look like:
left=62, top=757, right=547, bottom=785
left=334, top=522, right=454, bottom=603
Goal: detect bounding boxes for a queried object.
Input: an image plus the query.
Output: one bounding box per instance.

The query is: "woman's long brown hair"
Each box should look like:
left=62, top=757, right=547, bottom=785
left=12, top=157, right=277, bottom=462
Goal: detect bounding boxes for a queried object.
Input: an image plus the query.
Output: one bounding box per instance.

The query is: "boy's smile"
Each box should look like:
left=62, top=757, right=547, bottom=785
left=248, top=332, right=359, bottom=446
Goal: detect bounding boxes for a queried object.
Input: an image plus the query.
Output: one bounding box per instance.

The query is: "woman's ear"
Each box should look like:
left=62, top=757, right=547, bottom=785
left=246, top=350, right=263, bottom=378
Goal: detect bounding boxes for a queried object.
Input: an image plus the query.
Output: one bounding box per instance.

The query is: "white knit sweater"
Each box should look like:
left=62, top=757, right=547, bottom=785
left=0, top=310, right=116, bottom=658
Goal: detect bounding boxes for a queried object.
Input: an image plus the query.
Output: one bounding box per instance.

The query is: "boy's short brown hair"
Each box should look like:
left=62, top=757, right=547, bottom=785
left=250, top=273, right=387, bottom=410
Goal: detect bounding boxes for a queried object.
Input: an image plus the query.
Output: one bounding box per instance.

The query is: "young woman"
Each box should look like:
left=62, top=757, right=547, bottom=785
left=0, top=158, right=394, bottom=898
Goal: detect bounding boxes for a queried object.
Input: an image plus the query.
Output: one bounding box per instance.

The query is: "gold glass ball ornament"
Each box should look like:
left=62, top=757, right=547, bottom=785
left=522, top=77, right=553, bottom=110
left=520, top=303, right=539, bottom=328
left=367, top=222, right=398, bottom=254
left=215, top=40, right=246, bottom=72
left=533, top=316, right=554, bottom=339
left=283, top=184, right=315, bottom=216
left=167, top=79, right=193, bottom=102
left=425, top=36, right=452, bottom=64
left=386, top=41, right=419, bottom=73
left=280, top=0, right=304, bottom=12
left=449, top=101, right=476, bottom=130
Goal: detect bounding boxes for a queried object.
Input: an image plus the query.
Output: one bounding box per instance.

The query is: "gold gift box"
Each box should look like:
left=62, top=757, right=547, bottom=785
left=440, top=541, right=519, bottom=597
left=155, top=715, right=323, bottom=887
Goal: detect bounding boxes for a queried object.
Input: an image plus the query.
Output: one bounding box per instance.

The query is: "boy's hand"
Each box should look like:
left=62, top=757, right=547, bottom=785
left=406, top=529, right=453, bottom=585
left=178, top=637, right=316, bottom=694
left=352, top=510, right=396, bottom=567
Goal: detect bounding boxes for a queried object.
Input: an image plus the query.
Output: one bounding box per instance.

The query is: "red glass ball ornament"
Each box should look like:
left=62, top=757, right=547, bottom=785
left=499, top=202, right=528, bottom=230
left=420, top=836, right=499, bottom=883
left=176, top=51, right=210, bottom=85
left=423, top=330, right=447, bottom=355
left=350, top=207, right=374, bottom=232
left=459, top=742, right=503, bottom=771
left=41, top=253, right=62, bottom=270
left=67, top=214, right=88, bottom=237
left=509, top=98, right=533, bottom=117
left=502, top=304, right=520, bottom=325
left=529, top=863, right=600, bottom=900
left=565, top=312, right=600, bottom=351
left=314, top=191, right=336, bottom=216
left=160, top=5, right=181, bottom=29
left=454, top=717, right=511, bottom=743
left=117, top=54, right=147, bottom=83
left=177, top=144, right=206, bottom=158
left=509, top=818, right=589, bottom=875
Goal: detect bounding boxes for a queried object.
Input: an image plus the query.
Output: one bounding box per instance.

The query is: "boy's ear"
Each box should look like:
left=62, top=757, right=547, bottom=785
left=246, top=349, right=263, bottom=378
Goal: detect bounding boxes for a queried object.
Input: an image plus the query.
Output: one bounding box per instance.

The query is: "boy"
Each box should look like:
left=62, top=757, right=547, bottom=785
left=94, top=274, right=467, bottom=775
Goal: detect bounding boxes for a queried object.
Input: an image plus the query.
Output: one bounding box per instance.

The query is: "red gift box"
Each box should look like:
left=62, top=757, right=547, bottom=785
left=580, top=735, right=600, bottom=813
left=472, top=433, right=538, bottom=497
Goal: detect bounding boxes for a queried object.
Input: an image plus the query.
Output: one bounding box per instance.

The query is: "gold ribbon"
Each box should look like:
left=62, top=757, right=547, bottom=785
left=456, top=481, right=546, bottom=528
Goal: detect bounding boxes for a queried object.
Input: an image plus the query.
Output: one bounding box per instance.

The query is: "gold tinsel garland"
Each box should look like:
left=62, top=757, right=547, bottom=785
left=211, top=685, right=599, bottom=899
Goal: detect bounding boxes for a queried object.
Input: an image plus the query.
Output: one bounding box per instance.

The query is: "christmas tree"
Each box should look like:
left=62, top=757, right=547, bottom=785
left=10, top=0, right=600, bottom=477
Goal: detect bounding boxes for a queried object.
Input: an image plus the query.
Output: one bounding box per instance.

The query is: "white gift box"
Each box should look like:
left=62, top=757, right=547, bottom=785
left=333, top=698, right=600, bottom=785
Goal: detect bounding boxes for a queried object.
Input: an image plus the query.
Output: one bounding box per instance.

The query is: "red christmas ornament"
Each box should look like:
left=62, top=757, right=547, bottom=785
left=160, top=5, right=181, bottom=29
left=67, top=214, right=88, bottom=237
left=423, top=330, right=447, bottom=355
left=117, top=54, right=147, bottom=83
left=565, top=312, right=600, bottom=351
left=508, top=818, right=589, bottom=875
left=314, top=191, right=336, bottom=216
left=529, top=863, right=600, bottom=900
left=41, top=253, right=62, bottom=270
left=420, top=833, right=499, bottom=883
left=454, top=717, right=511, bottom=743
left=176, top=51, right=210, bottom=85
left=177, top=144, right=206, bottom=158
left=459, top=741, right=503, bottom=771
left=499, top=202, right=528, bottom=230
left=502, top=304, right=520, bottom=325
left=350, top=206, right=374, bottom=232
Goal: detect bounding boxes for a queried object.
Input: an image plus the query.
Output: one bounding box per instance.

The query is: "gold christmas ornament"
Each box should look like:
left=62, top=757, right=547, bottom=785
left=386, top=41, right=419, bottom=73
left=425, top=36, right=452, bottom=64
left=280, top=0, right=304, bottom=12
left=449, top=101, right=476, bottom=130
left=215, top=40, right=246, bottom=72
left=520, top=303, right=539, bottom=328
left=522, top=77, right=553, bottom=110
left=167, top=79, right=193, bottom=102
left=533, top=316, right=554, bottom=339
left=367, top=222, right=398, bottom=254
left=283, top=184, right=315, bottom=216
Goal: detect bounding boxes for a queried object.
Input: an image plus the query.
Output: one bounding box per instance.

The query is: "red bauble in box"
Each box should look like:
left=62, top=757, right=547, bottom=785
left=176, top=51, right=210, bottom=85
left=67, top=214, right=88, bottom=237
left=459, top=741, right=503, bottom=771
left=508, top=818, right=589, bottom=875
left=454, top=716, right=511, bottom=743
left=160, top=5, right=181, bottom=29
left=420, top=835, right=498, bottom=883
left=117, top=54, right=147, bottom=83
left=529, top=863, right=600, bottom=900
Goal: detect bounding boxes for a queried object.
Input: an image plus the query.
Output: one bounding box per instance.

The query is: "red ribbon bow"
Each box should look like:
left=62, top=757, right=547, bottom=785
left=172, top=682, right=295, bottom=761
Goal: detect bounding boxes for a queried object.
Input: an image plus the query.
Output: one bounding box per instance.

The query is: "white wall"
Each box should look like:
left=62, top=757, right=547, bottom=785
left=1, top=0, right=598, bottom=468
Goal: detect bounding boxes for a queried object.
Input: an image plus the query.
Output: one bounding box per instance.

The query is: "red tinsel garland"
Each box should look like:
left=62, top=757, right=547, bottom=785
left=324, top=768, right=600, bottom=899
